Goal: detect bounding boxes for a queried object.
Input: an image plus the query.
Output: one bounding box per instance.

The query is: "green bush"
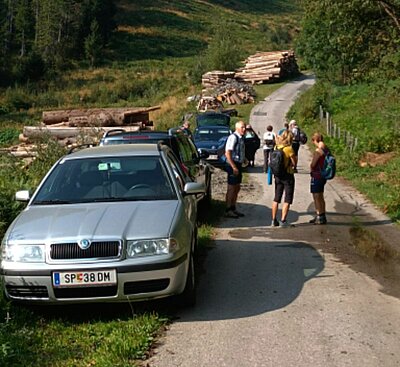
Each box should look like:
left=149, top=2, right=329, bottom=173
left=0, top=128, right=20, bottom=147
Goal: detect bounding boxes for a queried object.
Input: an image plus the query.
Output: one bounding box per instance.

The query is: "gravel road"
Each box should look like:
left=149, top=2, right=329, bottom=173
left=146, top=75, right=400, bottom=367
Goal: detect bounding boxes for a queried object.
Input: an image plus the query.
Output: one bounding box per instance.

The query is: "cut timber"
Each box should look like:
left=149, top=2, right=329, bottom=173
left=42, top=106, right=160, bottom=125
left=23, top=125, right=144, bottom=140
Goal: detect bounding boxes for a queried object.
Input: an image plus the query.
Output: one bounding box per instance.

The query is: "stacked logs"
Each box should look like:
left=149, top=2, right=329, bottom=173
left=199, top=51, right=299, bottom=110
left=201, top=71, right=236, bottom=89
left=4, top=106, right=160, bottom=160
left=234, top=50, right=299, bottom=84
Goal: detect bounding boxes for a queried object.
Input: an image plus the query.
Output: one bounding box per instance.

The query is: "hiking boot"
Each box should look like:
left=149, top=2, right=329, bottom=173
left=279, top=220, right=289, bottom=228
left=310, top=215, right=327, bottom=225
left=225, top=209, right=239, bottom=219
left=271, top=219, right=279, bottom=227
left=232, top=209, right=245, bottom=217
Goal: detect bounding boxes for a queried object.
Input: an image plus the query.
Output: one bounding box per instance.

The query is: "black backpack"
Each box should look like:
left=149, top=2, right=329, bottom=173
left=269, top=147, right=286, bottom=177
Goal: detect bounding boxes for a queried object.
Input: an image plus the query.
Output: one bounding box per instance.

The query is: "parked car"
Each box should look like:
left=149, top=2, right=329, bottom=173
left=195, top=111, right=231, bottom=128
left=0, top=144, right=204, bottom=305
left=100, top=128, right=212, bottom=207
left=193, top=125, right=232, bottom=168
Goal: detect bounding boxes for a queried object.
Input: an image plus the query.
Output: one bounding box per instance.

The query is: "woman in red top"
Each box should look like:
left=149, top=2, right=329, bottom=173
left=310, top=132, right=328, bottom=224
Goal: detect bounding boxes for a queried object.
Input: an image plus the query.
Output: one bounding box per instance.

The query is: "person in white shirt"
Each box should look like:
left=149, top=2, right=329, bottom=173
left=263, top=125, right=276, bottom=173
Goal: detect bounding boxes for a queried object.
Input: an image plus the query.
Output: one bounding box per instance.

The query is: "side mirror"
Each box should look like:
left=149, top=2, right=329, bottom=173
left=15, top=190, right=30, bottom=202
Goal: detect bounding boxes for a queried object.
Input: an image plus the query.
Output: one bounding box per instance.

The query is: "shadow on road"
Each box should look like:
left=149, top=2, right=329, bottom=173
left=180, top=239, right=324, bottom=321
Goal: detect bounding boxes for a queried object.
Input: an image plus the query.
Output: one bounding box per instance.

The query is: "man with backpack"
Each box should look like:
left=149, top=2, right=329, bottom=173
left=309, top=132, right=332, bottom=224
left=224, top=121, right=246, bottom=218
left=270, top=130, right=298, bottom=227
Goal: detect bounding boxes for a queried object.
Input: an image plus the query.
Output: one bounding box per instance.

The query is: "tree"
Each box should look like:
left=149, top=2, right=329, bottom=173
left=84, top=19, right=102, bottom=67
left=296, top=0, right=400, bottom=83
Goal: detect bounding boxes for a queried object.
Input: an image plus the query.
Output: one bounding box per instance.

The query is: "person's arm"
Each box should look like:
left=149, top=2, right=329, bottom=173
left=226, top=150, right=239, bottom=175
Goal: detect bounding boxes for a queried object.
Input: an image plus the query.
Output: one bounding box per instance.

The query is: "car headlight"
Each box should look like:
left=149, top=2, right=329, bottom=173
left=2, top=244, right=45, bottom=263
left=126, top=239, right=178, bottom=258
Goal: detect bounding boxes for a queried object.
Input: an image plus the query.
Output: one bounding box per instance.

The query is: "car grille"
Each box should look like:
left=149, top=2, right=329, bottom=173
left=50, top=241, right=121, bottom=260
left=6, top=285, right=49, bottom=299
left=53, top=286, right=118, bottom=299
left=124, top=279, right=170, bottom=295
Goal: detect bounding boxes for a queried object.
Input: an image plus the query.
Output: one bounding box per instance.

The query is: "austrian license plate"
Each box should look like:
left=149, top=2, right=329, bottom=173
left=53, top=269, right=117, bottom=287
left=208, top=154, right=218, bottom=160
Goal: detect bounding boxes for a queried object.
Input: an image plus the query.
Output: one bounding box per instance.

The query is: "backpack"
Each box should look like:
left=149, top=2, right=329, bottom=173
left=299, top=131, right=307, bottom=145
left=321, top=150, right=336, bottom=180
left=269, top=147, right=286, bottom=177
left=263, top=131, right=275, bottom=149
left=217, top=134, right=238, bottom=165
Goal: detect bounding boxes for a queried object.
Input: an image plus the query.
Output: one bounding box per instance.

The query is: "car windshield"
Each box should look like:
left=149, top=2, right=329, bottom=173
left=194, top=128, right=230, bottom=142
left=196, top=114, right=230, bottom=127
left=32, top=156, right=177, bottom=204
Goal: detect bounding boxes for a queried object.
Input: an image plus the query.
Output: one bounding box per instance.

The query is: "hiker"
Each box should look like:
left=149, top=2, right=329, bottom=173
left=271, top=130, right=297, bottom=227
left=263, top=125, right=276, bottom=173
left=278, top=122, right=289, bottom=136
left=224, top=121, right=246, bottom=218
left=309, top=132, right=328, bottom=224
left=244, top=124, right=260, bottom=167
left=180, top=120, right=193, bottom=139
left=289, top=120, right=300, bottom=157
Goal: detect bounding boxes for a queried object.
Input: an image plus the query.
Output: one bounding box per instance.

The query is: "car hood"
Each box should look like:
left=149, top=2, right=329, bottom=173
left=6, top=201, right=178, bottom=242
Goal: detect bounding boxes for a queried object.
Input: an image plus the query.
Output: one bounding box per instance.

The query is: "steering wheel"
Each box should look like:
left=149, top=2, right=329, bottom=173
left=129, top=183, right=152, bottom=191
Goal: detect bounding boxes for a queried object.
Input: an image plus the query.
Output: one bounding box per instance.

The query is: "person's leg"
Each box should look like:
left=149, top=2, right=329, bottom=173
left=272, top=201, right=279, bottom=221
left=281, top=175, right=295, bottom=224
left=263, top=150, right=268, bottom=172
left=271, top=178, right=283, bottom=226
left=281, top=202, right=290, bottom=222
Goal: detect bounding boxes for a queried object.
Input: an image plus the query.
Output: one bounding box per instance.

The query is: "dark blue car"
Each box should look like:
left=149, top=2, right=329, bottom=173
left=193, top=125, right=232, bottom=168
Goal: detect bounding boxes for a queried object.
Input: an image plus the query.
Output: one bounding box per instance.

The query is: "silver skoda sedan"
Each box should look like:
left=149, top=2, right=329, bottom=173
left=0, top=144, right=204, bottom=305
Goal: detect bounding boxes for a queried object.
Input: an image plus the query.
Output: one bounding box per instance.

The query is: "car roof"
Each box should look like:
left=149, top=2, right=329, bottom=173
left=64, top=144, right=162, bottom=160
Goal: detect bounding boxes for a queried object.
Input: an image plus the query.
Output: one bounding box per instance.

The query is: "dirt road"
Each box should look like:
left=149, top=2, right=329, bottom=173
left=147, top=75, right=400, bottom=367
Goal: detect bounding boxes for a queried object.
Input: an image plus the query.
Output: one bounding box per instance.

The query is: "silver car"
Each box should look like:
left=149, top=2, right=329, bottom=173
left=0, top=144, right=204, bottom=305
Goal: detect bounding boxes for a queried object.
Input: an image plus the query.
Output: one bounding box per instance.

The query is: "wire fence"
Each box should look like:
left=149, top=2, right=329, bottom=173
left=319, top=105, right=358, bottom=152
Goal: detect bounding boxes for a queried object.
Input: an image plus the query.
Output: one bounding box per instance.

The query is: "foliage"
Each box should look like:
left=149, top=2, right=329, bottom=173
left=296, top=0, right=400, bottom=84
left=0, top=0, right=117, bottom=83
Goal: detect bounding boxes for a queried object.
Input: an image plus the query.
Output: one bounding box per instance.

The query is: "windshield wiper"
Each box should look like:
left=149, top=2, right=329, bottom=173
left=33, top=199, right=73, bottom=205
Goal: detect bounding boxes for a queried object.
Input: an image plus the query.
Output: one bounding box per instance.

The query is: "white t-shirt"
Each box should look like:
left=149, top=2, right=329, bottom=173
left=263, top=131, right=276, bottom=150
left=225, top=132, right=245, bottom=163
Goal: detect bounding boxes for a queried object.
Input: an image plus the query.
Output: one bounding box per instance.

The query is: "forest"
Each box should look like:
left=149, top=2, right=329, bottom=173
left=0, top=0, right=116, bottom=85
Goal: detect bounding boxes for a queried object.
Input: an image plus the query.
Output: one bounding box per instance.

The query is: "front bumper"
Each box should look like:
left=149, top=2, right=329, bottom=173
left=1, top=254, right=188, bottom=304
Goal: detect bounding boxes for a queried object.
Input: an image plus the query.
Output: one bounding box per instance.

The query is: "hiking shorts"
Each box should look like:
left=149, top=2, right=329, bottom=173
left=274, top=174, right=295, bottom=204
left=226, top=162, right=243, bottom=185
left=310, top=176, right=326, bottom=193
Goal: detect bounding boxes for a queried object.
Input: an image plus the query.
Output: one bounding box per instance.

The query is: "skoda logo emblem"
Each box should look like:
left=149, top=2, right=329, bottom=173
left=79, top=239, right=91, bottom=250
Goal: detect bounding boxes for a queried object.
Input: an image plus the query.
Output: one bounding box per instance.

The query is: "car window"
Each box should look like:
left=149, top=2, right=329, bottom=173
left=166, top=152, right=190, bottom=191
left=32, top=156, right=177, bottom=204
left=176, top=136, right=194, bottom=163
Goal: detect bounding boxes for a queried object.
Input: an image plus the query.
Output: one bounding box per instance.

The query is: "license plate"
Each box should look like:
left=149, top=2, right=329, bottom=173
left=53, top=269, right=117, bottom=287
left=208, top=155, right=218, bottom=160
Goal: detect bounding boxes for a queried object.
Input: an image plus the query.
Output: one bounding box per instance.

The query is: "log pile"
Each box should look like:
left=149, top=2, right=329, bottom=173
left=19, top=106, right=159, bottom=145
left=199, top=78, right=256, bottom=110
left=3, top=106, right=160, bottom=160
left=201, top=71, right=236, bottom=89
left=234, top=50, right=299, bottom=84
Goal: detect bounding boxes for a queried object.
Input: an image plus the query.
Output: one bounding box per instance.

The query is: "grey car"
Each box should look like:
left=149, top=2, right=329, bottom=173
left=0, top=144, right=204, bottom=305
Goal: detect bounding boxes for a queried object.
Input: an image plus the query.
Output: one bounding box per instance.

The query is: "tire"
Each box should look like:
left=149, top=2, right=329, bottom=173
left=178, top=249, right=196, bottom=307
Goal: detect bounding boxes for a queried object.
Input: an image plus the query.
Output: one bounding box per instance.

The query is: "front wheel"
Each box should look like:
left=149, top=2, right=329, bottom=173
left=178, top=250, right=196, bottom=307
